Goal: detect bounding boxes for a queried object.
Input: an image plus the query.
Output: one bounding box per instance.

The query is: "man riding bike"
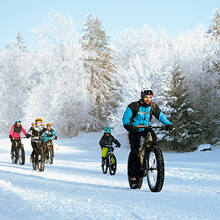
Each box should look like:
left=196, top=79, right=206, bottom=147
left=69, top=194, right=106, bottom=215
left=9, top=119, right=28, bottom=156
left=122, top=88, right=173, bottom=185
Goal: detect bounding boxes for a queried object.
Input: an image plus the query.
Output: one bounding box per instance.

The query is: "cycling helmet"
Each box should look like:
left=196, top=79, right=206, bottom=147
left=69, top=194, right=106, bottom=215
left=47, top=123, right=51, bottom=127
left=141, top=88, right=154, bottom=97
left=15, top=119, right=21, bottom=123
left=104, top=127, right=111, bottom=133
left=35, top=118, right=43, bottom=123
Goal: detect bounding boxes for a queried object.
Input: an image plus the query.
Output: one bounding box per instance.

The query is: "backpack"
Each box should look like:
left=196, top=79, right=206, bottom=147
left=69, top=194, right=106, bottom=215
left=130, top=101, right=155, bottom=123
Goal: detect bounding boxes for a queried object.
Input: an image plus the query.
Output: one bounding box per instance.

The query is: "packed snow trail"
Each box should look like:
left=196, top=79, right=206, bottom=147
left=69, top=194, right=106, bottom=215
left=0, top=132, right=220, bottom=220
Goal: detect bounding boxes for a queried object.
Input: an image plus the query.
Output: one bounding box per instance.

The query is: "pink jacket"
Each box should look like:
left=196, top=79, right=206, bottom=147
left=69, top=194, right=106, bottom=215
left=10, top=125, right=27, bottom=140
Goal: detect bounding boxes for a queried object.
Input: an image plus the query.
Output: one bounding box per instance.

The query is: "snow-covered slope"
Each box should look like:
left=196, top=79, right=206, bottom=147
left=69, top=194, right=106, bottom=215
left=0, top=132, right=219, bottom=220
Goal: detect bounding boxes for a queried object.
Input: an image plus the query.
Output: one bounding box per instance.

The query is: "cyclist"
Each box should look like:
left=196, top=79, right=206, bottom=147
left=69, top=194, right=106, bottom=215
left=9, top=119, right=28, bottom=156
left=99, top=127, right=121, bottom=165
left=122, top=88, right=173, bottom=184
left=42, top=123, right=58, bottom=158
left=26, top=118, right=46, bottom=163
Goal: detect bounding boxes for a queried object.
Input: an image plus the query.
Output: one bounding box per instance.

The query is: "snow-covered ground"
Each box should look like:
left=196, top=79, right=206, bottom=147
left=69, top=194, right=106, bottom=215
left=0, top=132, right=220, bottom=220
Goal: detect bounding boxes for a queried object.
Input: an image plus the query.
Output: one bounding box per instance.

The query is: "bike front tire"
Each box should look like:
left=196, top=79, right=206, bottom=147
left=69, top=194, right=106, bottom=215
left=18, top=145, right=25, bottom=165
left=102, top=158, right=108, bottom=174
left=146, top=144, right=164, bottom=192
left=38, top=147, right=45, bottom=172
left=109, top=154, right=117, bottom=175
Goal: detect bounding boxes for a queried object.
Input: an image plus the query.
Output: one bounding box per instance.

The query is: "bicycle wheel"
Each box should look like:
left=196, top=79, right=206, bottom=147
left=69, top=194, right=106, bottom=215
left=146, top=144, right=164, bottom=192
left=11, top=148, right=18, bottom=164
left=18, top=145, right=25, bottom=165
left=38, top=147, right=45, bottom=172
left=109, top=154, right=117, bottom=175
left=102, top=158, right=108, bottom=174
left=32, top=149, right=39, bottom=170
left=33, top=151, right=39, bottom=170
left=48, top=146, right=53, bottom=164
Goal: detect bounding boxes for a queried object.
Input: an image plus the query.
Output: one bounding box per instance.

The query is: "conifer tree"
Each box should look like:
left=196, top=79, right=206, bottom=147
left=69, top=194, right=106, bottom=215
left=80, top=14, right=120, bottom=130
left=163, top=62, right=200, bottom=151
left=209, top=8, right=220, bottom=39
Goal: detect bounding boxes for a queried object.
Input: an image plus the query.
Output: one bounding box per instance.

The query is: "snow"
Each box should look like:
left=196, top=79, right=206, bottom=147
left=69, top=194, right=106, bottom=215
left=0, top=132, right=220, bottom=220
left=197, top=144, right=212, bottom=151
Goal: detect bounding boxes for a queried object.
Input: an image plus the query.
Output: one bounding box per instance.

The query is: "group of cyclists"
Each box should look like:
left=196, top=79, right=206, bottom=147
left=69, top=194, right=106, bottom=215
left=9, top=88, right=173, bottom=187
left=9, top=118, right=58, bottom=163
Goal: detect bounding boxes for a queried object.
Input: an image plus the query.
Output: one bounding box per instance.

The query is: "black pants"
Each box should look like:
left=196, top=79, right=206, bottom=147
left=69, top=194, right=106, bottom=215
left=128, top=128, right=157, bottom=178
left=10, top=139, right=21, bottom=152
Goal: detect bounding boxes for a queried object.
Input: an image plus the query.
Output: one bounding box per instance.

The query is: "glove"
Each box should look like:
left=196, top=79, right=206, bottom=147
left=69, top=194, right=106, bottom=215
left=9, top=134, right=13, bottom=140
left=116, top=144, right=121, bottom=148
left=26, top=134, right=31, bottom=138
left=166, top=124, right=173, bottom=131
left=54, top=137, right=58, bottom=140
left=124, top=124, right=132, bottom=132
left=49, top=134, right=53, bottom=137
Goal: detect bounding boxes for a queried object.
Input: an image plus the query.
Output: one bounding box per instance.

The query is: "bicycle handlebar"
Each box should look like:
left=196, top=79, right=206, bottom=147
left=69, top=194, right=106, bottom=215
left=129, top=122, right=166, bottom=130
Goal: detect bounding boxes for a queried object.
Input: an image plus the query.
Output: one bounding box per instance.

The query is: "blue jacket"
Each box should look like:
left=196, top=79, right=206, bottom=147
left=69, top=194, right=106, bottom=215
left=42, top=128, right=57, bottom=142
left=122, top=100, right=172, bottom=132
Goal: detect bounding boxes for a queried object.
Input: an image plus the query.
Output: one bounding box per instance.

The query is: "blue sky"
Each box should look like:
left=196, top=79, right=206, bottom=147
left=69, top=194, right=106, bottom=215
left=0, top=0, right=219, bottom=50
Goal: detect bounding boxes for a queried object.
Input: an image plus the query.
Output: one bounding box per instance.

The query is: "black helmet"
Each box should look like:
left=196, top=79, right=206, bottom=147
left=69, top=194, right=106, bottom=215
left=141, top=88, right=154, bottom=97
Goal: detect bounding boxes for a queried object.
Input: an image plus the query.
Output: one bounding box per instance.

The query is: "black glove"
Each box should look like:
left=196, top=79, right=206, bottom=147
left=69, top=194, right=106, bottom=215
left=26, top=134, right=31, bottom=138
left=54, top=137, right=58, bottom=140
left=49, top=134, right=53, bottom=137
left=166, top=124, right=173, bottom=131
left=9, top=134, right=13, bottom=140
left=124, top=124, right=132, bottom=132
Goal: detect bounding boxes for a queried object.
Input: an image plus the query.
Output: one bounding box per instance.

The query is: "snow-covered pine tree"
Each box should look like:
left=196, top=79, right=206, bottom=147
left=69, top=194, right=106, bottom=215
left=209, top=8, right=220, bottom=39
left=163, top=62, right=200, bottom=152
left=0, top=33, right=33, bottom=134
left=80, top=14, right=120, bottom=130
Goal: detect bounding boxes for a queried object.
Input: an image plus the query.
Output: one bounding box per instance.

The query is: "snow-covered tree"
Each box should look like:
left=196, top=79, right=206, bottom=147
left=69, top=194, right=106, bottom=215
left=209, top=8, right=220, bottom=39
left=80, top=14, right=120, bottom=130
left=0, top=33, right=33, bottom=134
left=163, top=62, right=200, bottom=151
left=24, top=11, right=90, bottom=137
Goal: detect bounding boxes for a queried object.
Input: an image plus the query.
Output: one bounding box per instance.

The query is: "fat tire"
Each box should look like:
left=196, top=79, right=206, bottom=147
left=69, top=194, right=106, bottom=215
left=146, top=144, right=164, bottom=192
left=39, top=147, right=45, bottom=172
left=33, top=152, right=39, bottom=170
left=49, top=146, right=53, bottom=164
left=18, top=145, right=25, bottom=165
left=137, top=177, right=143, bottom=189
left=102, top=158, right=108, bottom=174
left=109, top=154, right=117, bottom=175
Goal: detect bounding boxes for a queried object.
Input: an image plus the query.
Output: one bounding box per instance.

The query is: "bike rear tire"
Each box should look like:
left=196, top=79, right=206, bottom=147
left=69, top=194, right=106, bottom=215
left=146, top=144, right=164, bottom=192
left=102, top=158, right=108, bottom=174
left=109, top=154, right=117, bottom=175
left=18, top=146, right=25, bottom=165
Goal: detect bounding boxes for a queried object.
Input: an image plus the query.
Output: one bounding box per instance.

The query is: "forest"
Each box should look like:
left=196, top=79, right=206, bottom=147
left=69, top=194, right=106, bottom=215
left=0, top=9, right=220, bottom=152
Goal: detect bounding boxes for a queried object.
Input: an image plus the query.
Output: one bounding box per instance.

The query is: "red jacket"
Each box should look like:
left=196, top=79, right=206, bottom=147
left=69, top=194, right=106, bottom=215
left=10, top=125, right=27, bottom=140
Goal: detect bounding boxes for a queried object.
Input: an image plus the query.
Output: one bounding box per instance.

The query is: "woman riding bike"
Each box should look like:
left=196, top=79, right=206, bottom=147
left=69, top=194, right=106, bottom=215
left=9, top=119, right=28, bottom=156
left=26, top=118, right=46, bottom=163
